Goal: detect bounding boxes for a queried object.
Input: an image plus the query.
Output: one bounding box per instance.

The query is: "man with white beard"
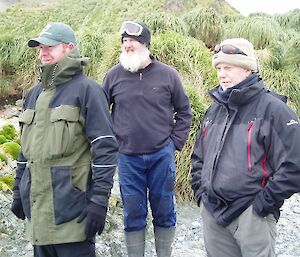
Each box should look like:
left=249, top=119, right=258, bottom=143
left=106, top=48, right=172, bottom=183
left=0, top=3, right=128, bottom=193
left=102, top=21, right=192, bottom=257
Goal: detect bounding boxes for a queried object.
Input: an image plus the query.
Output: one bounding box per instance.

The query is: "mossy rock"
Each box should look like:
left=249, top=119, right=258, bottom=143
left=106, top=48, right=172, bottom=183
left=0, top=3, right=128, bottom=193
left=0, top=135, right=7, bottom=144
left=0, top=124, right=17, bottom=141
left=0, top=152, right=8, bottom=164
left=0, top=174, right=14, bottom=192
left=1, top=141, right=20, bottom=160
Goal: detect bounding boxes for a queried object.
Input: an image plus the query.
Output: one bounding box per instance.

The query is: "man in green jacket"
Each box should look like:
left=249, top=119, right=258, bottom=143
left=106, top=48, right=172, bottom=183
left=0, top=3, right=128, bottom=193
left=10, top=22, right=118, bottom=257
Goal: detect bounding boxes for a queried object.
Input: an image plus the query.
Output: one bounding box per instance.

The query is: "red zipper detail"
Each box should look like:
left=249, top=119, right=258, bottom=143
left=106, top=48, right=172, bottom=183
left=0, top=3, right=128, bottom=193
left=247, top=121, right=253, bottom=171
left=261, top=154, right=268, bottom=188
left=203, top=126, right=207, bottom=139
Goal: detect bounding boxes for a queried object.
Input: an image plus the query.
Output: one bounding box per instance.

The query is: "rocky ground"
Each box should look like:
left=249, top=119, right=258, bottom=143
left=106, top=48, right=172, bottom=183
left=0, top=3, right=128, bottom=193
left=0, top=105, right=299, bottom=257
left=1, top=189, right=300, bottom=257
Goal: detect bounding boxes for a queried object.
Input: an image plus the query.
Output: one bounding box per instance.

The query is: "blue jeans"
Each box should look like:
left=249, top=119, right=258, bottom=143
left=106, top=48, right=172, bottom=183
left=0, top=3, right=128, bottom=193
left=118, top=141, right=176, bottom=232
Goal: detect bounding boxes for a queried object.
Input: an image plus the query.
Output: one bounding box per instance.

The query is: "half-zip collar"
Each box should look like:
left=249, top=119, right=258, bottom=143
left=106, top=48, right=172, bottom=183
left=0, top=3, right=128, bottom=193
left=122, top=56, right=156, bottom=81
left=136, top=59, right=155, bottom=80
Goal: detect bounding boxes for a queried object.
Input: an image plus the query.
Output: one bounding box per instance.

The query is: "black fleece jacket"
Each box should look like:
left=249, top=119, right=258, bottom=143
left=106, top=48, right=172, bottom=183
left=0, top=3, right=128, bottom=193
left=102, top=59, right=192, bottom=154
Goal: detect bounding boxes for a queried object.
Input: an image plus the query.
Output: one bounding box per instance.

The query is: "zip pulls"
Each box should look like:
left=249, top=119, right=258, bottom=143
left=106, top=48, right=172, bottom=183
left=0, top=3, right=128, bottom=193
left=261, top=154, right=268, bottom=188
left=247, top=120, right=253, bottom=171
left=247, top=119, right=269, bottom=187
left=203, top=119, right=212, bottom=139
left=139, top=73, right=142, bottom=80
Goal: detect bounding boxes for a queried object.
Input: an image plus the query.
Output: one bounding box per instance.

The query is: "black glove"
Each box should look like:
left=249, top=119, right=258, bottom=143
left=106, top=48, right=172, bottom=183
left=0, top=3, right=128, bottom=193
left=11, top=199, right=25, bottom=220
left=77, top=202, right=107, bottom=237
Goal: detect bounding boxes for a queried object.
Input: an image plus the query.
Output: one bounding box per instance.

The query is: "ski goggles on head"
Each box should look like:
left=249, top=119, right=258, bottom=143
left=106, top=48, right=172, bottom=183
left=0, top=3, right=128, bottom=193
left=119, top=21, right=144, bottom=36
left=214, top=44, right=248, bottom=56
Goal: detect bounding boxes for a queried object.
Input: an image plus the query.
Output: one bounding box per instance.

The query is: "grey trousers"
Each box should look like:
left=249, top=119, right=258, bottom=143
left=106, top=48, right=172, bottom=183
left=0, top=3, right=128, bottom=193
left=201, top=203, right=277, bottom=257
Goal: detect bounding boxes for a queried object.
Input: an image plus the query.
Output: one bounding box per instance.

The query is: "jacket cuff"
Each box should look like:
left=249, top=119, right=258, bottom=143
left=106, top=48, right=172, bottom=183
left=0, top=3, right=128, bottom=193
left=13, top=190, right=21, bottom=200
left=90, top=194, right=109, bottom=207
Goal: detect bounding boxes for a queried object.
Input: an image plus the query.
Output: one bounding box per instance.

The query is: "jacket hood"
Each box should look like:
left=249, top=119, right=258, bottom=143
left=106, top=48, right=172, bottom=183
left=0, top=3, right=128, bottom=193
left=40, top=47, right=89, bottom=88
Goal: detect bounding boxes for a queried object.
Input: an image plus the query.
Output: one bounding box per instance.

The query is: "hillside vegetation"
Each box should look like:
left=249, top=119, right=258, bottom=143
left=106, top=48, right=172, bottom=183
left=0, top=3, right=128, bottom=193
left=0, top=0, right=299, bottom=201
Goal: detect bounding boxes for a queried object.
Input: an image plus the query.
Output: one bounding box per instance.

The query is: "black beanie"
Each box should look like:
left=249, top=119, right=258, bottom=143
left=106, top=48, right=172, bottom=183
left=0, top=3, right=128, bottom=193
left=121, top=21, right=151, bottom=49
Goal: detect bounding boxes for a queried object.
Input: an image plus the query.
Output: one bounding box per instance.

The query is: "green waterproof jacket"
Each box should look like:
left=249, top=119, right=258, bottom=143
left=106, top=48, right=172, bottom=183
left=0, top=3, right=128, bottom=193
left=13, top=48, right=118, bottom=245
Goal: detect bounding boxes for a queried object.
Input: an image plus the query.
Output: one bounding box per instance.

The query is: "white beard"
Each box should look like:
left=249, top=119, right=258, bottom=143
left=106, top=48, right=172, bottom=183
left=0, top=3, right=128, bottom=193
left=119, top=47, right=150, bottom=72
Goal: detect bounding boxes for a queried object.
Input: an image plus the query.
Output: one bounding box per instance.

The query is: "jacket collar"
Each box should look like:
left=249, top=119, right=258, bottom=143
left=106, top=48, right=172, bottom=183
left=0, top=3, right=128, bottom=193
left=209, top=73, right=265, bottom=106
left=39, top=47, right=89, bottom=89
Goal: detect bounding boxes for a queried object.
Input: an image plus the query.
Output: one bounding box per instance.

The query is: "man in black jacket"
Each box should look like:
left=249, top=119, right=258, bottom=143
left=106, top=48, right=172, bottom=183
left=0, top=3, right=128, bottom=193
left=103, top=21, right=192, bottom=257
left=191, top=38, right=300, bottom=257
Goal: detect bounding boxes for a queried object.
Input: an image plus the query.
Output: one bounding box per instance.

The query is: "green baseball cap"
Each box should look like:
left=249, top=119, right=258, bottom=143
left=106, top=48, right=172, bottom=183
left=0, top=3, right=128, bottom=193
left=28, top=22, right=77, bottom=47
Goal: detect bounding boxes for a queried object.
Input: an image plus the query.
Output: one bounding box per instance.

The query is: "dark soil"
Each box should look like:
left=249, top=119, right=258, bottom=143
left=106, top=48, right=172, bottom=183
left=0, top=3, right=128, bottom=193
left=0, top=93, right=22, bottom=109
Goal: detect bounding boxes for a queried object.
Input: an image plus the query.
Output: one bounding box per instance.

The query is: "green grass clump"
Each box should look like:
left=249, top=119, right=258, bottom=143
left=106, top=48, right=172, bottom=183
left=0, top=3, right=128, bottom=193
left=1, top=142, right=20, bottom=160
left=0, top=76, right=12, bottom=96
left=260, top=68, right=300, bottom=116
left=0, top=124, right=17, bottom=140
left=143, top=12, right=188, bottom=35
left=287, top=9, right=300, bottom=32
left=281, top=36, right=300, bottom=70
left=0, top=152, right=8, bottom=164
left=0, top=175, right=14, bottom=192
left=0, top=135, right=7, bottom=144
left=78, top=28, right=105, bottom=78
left=184, top=7, right=223, bottom=48
left=151, top=30, right=217, bottom=96
left=226, top=16, right=281, bottom=49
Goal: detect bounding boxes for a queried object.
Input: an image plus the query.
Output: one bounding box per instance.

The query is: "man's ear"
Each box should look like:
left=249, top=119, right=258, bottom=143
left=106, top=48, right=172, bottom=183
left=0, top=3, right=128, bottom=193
left=68, top=43, right=75, bottom=50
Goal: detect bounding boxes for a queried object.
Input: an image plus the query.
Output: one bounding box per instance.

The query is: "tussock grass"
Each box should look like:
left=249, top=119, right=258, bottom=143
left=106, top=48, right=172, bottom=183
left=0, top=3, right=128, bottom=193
left=151, top=30, right=217, bottom=97
left=0, top=34, right=38, bottom=90
left=260, top=37, right=300, bottom=71
left=226, top=16, right=281, bottom=49
left=143, top=12, right=188, bottom=35
left=287, top=9, right=300, bottom=32
left=96, top=34, right=122, bottom=82
left=175, top=85, right=205, bottom=201
left=184, top=7, right=223, bottom=48
left=78, top=28, right=105, bottom=78
left=281, top=36, right=300, bottom=70
left=260, top=68, right=300, bottom=116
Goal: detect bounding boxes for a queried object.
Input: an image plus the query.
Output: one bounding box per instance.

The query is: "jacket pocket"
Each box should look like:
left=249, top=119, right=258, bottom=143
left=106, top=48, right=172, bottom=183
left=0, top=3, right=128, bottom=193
left=48, top=105, right=80, bottom=157
left=19, top=109, right=35, bottom=155
left=19, top=166, right=31, bottom=220
left=51, top=166, right=87, bottom=225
